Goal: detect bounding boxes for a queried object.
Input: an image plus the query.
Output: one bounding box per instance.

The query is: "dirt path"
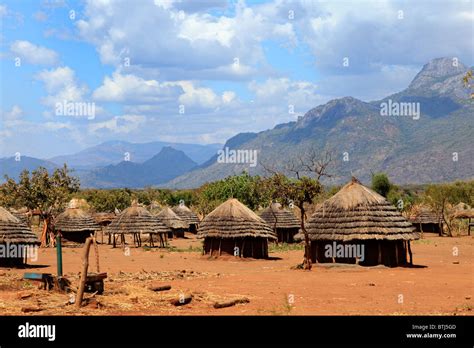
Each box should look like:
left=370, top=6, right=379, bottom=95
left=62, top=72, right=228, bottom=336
left=0, top=234, right=472, bottom=315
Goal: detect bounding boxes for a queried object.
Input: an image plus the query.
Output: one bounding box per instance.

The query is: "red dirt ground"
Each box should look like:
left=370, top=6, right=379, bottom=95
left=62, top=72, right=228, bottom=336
left=0, top=234, right=472, bottom=315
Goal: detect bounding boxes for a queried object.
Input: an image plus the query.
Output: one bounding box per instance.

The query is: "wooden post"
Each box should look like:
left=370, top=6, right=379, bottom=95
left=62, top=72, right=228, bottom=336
left=378, top=241, right=382, bottom=264
left=210, top=239, right=213, bottom=255
left=76, top=237, right=93, bottom=308
left=407, top=241, right=413, bottom=265
left=112, top=234, right=116, bottom=248
left=218, top=239, right=222, bottom=256
left=241, top=239, right=245, bottom=257
left=394, top=241, right=399, bottom=266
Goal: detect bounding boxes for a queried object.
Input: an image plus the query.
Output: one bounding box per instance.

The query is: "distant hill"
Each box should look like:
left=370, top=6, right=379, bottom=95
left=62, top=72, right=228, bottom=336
left=49, top=140, right=222, bottom=169
left=79, top=146, right=197, bottom=188
left=0, top=156, right=58, bottom=182
left=165, top=57, right=474, bottom=188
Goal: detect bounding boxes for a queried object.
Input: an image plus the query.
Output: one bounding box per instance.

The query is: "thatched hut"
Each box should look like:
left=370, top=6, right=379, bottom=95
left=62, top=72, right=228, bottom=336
left=260, top=203, right=300, bottom=243
left=9, top=207, right=30, bottom=225
left=55, top=207, right=100, bottom=244
left=304, top=178, right=419, bottom=267
left=0, top=206, right=40, bottom=266
left=408, top=205, right=442, bottom=234
left=172, top=204, right=200, bottom=233
left=452, top=203, right=474, bottom=236
left=93, top=212, right=116, bottom=244
left=198, top=198, right=276, bottom=259
left=106, top=202, right=170, bottom=248
left=156, top=207, right=187, bottom=238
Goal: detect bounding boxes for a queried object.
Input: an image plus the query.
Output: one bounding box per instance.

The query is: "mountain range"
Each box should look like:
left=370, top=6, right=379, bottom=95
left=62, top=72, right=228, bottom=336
left=1, top=57, right=472, bottom=188
left=165, top=57, right=474, bottom=188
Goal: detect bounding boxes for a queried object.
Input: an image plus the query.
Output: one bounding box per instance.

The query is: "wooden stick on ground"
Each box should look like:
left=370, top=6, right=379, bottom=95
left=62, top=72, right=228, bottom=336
left=149, top=285, right=172, bottom=292
left=76, top=237, right=93, bottom=308
left=213, top=297, right=250, bottom=309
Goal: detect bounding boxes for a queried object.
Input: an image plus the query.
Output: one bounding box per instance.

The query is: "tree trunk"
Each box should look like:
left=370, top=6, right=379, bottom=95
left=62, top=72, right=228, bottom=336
left=300, top=206, right=312, bottom=270
left=76, top=237, right=93, bottom=308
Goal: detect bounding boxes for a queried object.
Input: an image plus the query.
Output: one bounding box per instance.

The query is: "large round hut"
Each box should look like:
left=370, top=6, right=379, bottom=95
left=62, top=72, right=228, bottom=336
left=260, top=203, right=300, bottom=243
left=55, top=203, right=100, bottom=244
left=0, top=206, right=40, bottom=266
left=172, top=204, right=200, bottom=233
left=304, top=178, right=419, bottom=267
left=408, top=205, right=442, bottom=235
left=198, top=198, right=277, bottom=259
left=107, top=202, right=170, bottom=248
left=156, top=207, right=188, bottom=238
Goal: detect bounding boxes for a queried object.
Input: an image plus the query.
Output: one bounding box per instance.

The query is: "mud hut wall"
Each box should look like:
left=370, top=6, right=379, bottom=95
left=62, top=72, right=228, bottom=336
left=310, top=240, right=407, bottom=267
left=203, top=237, right=269, bottom=259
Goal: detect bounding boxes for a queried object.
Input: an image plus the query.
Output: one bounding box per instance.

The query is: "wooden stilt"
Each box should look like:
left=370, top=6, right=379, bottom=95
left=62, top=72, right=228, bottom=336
left=378, top=241, right=382, bottom=264
left=394, top=241, right=399, bottom=266
left=241, top=239, right=246, bottom=257
left=407, top=241, right=413, bottom=265
left=210, top=239, right=213, bottom=256
left=218, top=239, right=222, bottom=256
left=113, top=234, right=116, bottom=248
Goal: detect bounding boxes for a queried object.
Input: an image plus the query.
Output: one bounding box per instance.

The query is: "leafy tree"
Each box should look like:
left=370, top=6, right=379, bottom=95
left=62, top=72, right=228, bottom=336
left=0, top=165, right=80, bottom=246
left=371, top=172, right=392, bottom=197
left=263, top=174, right=322, bottom=270
left=195, top=172, right=269, bottom=215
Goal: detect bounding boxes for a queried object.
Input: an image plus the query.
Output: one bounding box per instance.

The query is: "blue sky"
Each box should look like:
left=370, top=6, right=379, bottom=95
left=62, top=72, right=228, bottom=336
left=0, top=0, right=472, bottom=158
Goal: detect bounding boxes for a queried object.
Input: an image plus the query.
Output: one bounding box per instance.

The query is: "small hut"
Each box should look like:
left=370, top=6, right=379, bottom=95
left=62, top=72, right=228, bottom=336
left=93, top=212, right=116, bottom=244
left=0, top=206, right=40, bottom=266
left=9, top=207, right=30, bottom=225
left=172, top=204, right=200, bottom=233
left=55, top=205, right=100, bottom=244
left=260, top=203, right=300, bottom=243
left=197, top=198, right=277, bottom=259
left=106, top=202, right=170, bottom=248
left=304, top=178, right=419, bottom=267
left=408, top=205, right=442, bottom=235
left=452, top=203, right=474, bottom=236
left=156, top=207, right=188, bottom=238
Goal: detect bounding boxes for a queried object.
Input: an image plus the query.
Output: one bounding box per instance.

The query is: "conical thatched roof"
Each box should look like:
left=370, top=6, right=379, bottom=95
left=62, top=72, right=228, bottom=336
left=93, top=212, right=116, bottom=225
left=55, top=207, right=100, bottom=232
left=156, top=207, right=187, bottom=229
left=172, top=204, right=200, bottom=225
left=0, top=207, right=39, bottom=245
left=408, top=205, right=441, bottom=224
left=198, top=198, right=276, bottom=240
left=68, top=198, right=91, bottom=210
left=305, top=178, right=419, bottom=241
left=260, top=203, right=300, bottom=229
left=107, top=203, right=170, bottom=235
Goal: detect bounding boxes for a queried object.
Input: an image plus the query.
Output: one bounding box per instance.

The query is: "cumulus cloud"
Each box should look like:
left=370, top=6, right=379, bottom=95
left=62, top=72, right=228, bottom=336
left=10, top=40, right=59, bottom=65
left=93, top=72, right=182, bottom=104
left=88, top=115, right=146, bottom=134
left=35, top=66, right=89, bottom=109
left=75, top=0, right=296, bottom=81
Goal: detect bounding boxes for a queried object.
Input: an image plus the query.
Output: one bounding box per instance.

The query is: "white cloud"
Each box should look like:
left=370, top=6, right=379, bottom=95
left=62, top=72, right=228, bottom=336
left=10, top=40, right=59, bottom=65
left=88, top=115, right=146, bottom=134
left=35, top=66, right=89, bottom=110
left=75, top=0, right=296, bottom=81
left=92, top=71, right=182, bottom=103
left=3, top=105, right=23, bottom=122
left=0, top=5, right=7, bottom=17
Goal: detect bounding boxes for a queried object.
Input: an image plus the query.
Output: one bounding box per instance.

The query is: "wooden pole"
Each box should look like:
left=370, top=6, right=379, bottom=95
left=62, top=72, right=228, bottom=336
left=407, top=241, right=413, bottom=265
left=394, top=241, right=399, bottom=266
left=378, top=241, right=382, bottom=264
left=218, top=239, right=222, bottom=256
left=76, top=237, right=93, bottom=308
